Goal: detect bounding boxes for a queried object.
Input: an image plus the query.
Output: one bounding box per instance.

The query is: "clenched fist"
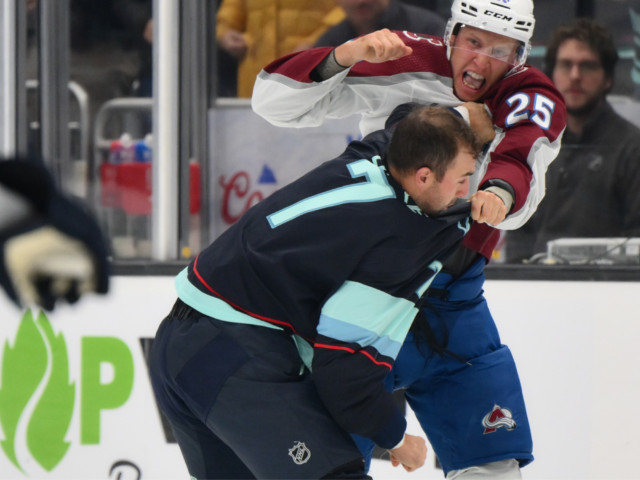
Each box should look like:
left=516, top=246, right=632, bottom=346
left=334, top=29, right=413, bottom=67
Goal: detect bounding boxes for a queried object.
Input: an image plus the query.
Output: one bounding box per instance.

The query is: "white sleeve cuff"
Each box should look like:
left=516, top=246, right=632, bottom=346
left=484, top=185, right=514, bottom=212
left=452, top=105, right=470, bottom=125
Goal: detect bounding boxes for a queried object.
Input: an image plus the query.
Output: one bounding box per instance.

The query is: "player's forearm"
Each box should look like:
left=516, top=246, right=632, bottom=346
left=251, top=48, right=349, bottom=127
left=313, top=48, right=349, bottom=81
left=311, top=353, right=406, bottom=448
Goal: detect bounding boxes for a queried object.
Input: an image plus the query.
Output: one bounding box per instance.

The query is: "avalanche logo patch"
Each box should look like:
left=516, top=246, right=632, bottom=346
left=482, top=404, right=516, bottom=434
left=288, top=441, right=311, bottom=465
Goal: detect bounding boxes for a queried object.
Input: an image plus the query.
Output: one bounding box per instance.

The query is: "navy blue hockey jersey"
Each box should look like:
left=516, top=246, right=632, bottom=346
left=175, top=124, right=472, bottom=448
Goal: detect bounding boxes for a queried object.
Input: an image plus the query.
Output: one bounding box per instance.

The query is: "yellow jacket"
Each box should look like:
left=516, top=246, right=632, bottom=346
left=217, top=0, right=344, bottom=97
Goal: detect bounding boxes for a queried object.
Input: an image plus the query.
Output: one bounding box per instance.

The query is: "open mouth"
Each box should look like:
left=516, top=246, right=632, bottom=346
left=463, top=71, right=485, bottom=90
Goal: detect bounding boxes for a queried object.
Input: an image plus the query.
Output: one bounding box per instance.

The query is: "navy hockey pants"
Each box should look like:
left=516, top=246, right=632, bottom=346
left=353, top=258, right=533, bottom=475
left=149, top=300, right=366, bottom=479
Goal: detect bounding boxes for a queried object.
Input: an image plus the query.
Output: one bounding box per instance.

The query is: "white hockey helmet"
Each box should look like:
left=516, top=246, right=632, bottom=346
left=444, top=0, right=535, bottom=66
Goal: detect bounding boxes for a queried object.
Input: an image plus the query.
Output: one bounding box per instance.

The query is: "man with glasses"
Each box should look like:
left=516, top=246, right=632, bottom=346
left=252, top=0, right=566, bottom=478
left=507, top=18, right=640, bottom=262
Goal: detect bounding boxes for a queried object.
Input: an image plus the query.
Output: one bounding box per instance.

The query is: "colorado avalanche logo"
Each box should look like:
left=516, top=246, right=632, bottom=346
left=288, top=441, right=311, bottom=465
left=482, top=404, right=517, bottom=434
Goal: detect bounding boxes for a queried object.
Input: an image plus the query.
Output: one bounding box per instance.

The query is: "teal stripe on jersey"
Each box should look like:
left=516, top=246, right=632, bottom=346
left=318, top=280, right=417, bottom=359
left=267, top=158, right=395, bottom=228
left=415, top=260, right=443, bottom=298
left=174, top=268, right=283, bottom=331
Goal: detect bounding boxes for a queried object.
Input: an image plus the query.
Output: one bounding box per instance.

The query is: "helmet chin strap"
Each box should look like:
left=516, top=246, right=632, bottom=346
left=444, top=19, right=457, bottom=61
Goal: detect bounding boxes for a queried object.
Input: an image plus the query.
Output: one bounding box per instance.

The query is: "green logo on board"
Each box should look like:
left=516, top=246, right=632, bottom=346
left=0, top=310, right=135, bottom=475
left=0, top=310, right=74, bottom=472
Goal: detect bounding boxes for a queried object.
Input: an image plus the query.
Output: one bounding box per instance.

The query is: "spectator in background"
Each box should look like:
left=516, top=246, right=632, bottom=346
left=129, top=4, right=154, bottom=98
left=399, top=0, right=439, bottom=8
left=68, top=0, right=151, bottom=113
left=315, top=0, right=446, bottom=48
left=134, top=4, right=238, bottom=98
left=27, top=0, right=151, bottom=112
left=506, top=18, right=640, bottom=263
left=216, top=0, right=344, bottom=98
left=397, top=0, right=451, bottom=19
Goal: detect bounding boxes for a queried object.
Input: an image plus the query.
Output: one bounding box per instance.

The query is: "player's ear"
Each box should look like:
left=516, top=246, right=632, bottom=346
left=416, top=166, right=432, bottom=186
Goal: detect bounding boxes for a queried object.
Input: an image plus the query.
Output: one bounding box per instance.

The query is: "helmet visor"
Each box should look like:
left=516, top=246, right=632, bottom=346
left=451, top=24, right=527, bottom=66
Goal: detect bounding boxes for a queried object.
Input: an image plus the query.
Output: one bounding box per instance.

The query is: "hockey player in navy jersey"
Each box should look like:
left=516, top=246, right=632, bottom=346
left=252, top=0, right=567, bottom=477
left=149, top=104, right=490, bottom=479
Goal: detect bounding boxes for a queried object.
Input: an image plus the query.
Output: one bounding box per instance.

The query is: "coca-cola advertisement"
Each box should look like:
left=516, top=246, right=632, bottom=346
left=208, top=106, right=361, bottom=238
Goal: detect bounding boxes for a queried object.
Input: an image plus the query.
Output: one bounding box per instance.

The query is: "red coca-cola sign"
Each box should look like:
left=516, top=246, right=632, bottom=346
left=219, top=165, right=277, bottom=225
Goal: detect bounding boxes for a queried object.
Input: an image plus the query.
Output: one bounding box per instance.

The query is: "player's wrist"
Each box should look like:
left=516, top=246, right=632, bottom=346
left=313, top=48, right=350, bottom=81
left=334, top=43, right=357, bottom=68
left=390, top=434, right=406, bottom=450
left=332, top=48, right=349, bottom=69
left=483, top=186, right=514, bottom=212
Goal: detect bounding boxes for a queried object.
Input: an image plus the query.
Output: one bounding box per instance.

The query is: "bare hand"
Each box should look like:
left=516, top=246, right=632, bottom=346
left=219, top=29, right=248, bottom=59
left=334, top=29, right=413, bottom=67
left=469, top=190, right=507, bottom=225
left=463, top=101, right=495, bottom=145
left=388, top=434, right=427, bottom=472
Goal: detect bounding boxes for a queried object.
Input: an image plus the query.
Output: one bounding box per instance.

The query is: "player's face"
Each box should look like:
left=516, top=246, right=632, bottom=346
left=417, top=149, right=476, bottom=216
left=552, top=39, right=610, bottom=116
left=449, top=26, right=520, bottom=101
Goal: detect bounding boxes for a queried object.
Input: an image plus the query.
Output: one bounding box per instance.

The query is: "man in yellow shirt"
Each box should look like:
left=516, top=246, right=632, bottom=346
left=216, top=0, right=344, bottom=97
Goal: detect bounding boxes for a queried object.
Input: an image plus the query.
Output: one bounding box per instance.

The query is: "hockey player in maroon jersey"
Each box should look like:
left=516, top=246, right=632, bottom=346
left=252, top=0, right=566, bottom=477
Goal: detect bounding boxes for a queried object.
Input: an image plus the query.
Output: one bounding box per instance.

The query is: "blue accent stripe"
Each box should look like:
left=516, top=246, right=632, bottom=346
left=318, top=315, right=404, bottom=359
left=174, top=268, right=283, bottom=331
left=318, top=280, right=417, bottom=359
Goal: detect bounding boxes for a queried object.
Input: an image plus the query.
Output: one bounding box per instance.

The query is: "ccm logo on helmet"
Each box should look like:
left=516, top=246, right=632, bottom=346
left=484, top=10, right=514, bottom=22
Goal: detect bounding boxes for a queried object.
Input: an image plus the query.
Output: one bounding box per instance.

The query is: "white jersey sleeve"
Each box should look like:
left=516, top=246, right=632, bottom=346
left=251, top=37, right=459, bottom=135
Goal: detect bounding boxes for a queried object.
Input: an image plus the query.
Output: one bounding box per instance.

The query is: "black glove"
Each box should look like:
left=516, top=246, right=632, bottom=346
left=0, top=158, right=111, bottom=311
